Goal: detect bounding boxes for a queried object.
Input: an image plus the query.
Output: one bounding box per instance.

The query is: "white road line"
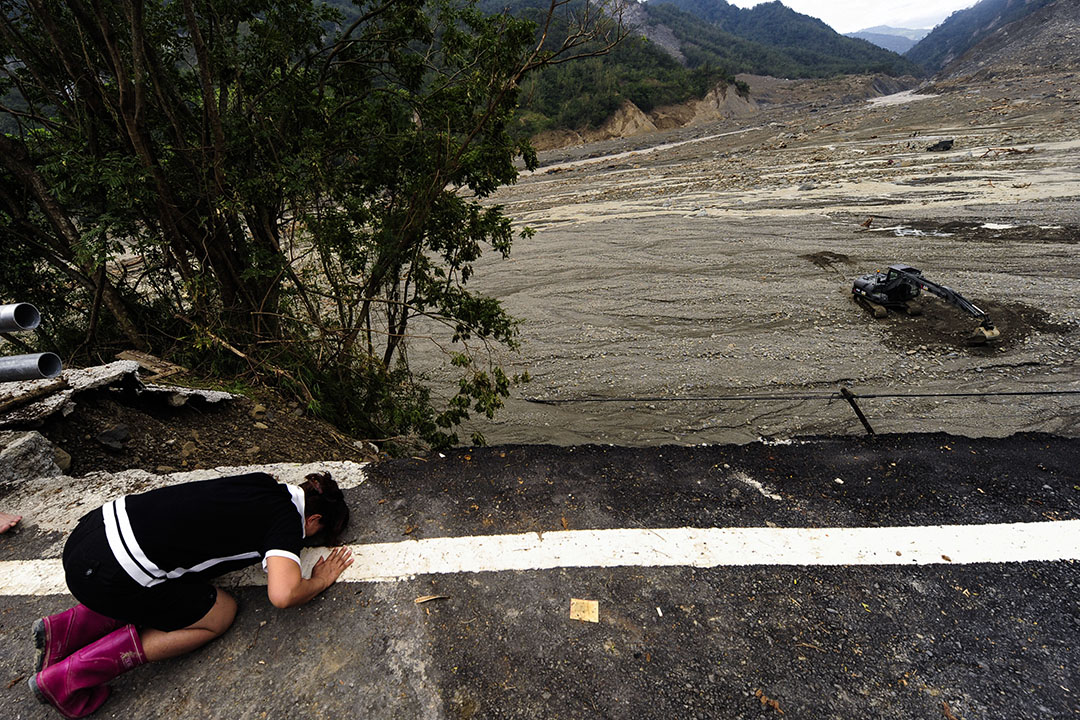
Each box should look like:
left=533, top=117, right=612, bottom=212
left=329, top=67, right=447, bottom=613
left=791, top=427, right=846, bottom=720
left=4, top=520, right=1078, bottom=596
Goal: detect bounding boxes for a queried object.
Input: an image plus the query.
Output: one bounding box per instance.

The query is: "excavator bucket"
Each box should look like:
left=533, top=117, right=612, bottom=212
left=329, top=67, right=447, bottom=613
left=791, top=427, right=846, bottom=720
left=971, top=325, right=1001, bottom=344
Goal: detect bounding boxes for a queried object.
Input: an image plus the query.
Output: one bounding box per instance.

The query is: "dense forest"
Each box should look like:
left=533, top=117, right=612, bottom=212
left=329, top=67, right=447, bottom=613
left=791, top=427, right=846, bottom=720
left=643, top=2, right=920, bottom=79
left=905, top=0, right=1058, bottom=72
left=646, top=0, right=921, bottom=77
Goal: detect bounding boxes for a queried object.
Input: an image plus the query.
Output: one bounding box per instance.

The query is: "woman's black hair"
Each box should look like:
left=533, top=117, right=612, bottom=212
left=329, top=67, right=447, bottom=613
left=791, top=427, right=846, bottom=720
left=300, top=472, right=349, bottom=546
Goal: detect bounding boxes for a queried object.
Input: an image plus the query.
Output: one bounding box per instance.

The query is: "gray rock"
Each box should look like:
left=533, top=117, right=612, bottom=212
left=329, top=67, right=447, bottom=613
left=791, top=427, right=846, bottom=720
left=0, top=430, right=63, bottom=482
left=96, top=424, right=131, bottom=451
left=53, top=446, right=72, bottom=472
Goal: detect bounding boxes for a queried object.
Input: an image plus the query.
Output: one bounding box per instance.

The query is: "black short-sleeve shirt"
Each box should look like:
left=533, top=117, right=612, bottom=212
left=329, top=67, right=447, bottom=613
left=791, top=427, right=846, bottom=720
left=100, top=472, right=305, bottom=587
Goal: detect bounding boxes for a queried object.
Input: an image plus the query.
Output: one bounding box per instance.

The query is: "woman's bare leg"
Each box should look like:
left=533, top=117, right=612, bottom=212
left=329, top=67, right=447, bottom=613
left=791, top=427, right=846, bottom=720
left=139, top=588, right=237, bottom=662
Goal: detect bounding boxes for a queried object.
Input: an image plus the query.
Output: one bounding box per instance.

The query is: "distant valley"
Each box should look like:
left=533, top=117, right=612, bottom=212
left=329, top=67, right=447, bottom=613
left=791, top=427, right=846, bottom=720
left=844, top=26, right=930, bottom=55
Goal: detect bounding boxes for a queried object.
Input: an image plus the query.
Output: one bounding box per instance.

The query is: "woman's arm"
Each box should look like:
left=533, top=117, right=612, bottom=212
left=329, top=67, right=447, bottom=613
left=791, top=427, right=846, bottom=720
left=265, top=547, right=353, bottom=609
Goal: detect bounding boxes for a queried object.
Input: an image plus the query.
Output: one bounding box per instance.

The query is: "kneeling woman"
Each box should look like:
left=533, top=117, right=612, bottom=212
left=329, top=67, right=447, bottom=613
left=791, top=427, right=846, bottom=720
left=30, top=471, right=352, bottom=719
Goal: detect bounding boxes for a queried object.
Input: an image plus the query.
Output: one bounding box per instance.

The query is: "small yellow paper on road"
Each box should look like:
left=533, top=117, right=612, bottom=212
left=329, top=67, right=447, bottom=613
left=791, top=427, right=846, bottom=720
left=569, top=598, right=599, bottom=623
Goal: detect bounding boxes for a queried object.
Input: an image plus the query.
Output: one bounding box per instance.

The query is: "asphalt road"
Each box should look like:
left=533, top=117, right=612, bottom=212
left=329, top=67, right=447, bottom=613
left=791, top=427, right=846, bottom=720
left=2, top=432, right=1078, bottom=719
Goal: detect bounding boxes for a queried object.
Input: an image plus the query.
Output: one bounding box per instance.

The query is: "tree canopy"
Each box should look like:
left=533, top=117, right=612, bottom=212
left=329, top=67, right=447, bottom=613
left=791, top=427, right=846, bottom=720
left=0, top=0, right=620, bottom=449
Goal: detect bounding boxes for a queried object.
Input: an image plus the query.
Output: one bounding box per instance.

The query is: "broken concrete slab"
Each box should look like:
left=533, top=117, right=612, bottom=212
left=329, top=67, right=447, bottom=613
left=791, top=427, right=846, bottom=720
left=0, top=430, right=63, bottom=483
left=141, top=382, right=235, bottom=407
left=0, top=360, right=237, bottom=427
left=0, top=361, right=141, bottom=426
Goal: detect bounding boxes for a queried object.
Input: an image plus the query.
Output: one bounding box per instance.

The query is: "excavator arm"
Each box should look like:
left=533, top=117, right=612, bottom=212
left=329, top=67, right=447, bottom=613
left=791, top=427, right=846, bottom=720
left=906, top=274, right=995, bottom=330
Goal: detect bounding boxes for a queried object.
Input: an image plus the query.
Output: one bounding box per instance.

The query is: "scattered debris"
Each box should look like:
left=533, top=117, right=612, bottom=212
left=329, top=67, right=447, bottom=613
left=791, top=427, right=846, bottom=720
left=979, top=146, right=1035, bottom=159
left=95, top=424, right=131, bottom=452
left=926, top=139, right=954, bottom=151
left=732, top=470, right=782, bottom=501
left=569, top=598, right=599, bottom=623
left=414, top=595, right=450, bottom=604
left=794, top=642, right=824, bottom=652
left=755, top=688, right=785, bottom=715
left=943, top=700, right=961, bottom=720
left=114, top=350, right=186, bottom=382
left=248, top=620, right=268, bottom=650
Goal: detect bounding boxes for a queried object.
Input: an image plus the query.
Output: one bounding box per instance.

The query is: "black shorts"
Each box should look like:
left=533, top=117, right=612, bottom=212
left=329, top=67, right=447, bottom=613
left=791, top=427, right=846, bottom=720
left=63, top=510, right=219, bottom=632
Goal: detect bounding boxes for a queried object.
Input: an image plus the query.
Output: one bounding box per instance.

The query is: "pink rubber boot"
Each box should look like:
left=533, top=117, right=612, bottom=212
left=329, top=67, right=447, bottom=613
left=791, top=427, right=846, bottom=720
left=29, top=624, right=147, bottom=719
left=33, top=605, right=124, bottom=672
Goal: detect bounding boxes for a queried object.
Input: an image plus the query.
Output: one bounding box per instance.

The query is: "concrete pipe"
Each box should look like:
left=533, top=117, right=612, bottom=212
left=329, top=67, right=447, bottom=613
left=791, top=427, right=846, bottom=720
left=0, top=303, right=42, bottom=333
left=0, top=352, right=63, bottom=381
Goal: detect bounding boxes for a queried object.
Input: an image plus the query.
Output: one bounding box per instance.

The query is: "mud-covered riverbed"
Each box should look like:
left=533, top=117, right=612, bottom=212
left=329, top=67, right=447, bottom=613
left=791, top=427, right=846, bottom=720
left=415, top=75, right=1080, bottom=446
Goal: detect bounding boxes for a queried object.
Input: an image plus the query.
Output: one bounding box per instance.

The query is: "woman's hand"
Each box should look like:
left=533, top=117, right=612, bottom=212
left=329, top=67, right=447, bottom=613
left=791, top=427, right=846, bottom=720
left=311, top=546, right=354, bottom=590
left=266, top=547, right=353, bottom=608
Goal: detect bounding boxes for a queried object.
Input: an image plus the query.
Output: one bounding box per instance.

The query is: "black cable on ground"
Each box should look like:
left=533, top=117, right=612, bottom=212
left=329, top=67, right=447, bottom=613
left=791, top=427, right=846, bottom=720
left=525, top=389, right=1080, bottom=405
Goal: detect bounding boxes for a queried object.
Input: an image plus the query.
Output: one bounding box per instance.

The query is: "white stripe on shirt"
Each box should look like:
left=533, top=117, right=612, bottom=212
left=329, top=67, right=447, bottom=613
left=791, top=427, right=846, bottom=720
left=102, top=502, right=164, bottom=587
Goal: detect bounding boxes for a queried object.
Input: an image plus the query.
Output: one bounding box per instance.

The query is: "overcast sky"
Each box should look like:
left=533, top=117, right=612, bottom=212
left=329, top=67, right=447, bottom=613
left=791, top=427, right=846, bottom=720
left=727, top=0, right=980, bottom=34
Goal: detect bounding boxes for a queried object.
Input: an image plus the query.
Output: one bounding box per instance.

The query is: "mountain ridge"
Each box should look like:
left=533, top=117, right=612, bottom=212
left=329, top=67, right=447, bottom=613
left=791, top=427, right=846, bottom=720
left=643, top=0, right=920, bottom=77
left=905, top=0, right=1058, bottom=72
left=845, top=26, right=930, bottom=55
left=845, top=31, right=918, bottom=54
left=638, top=0, right=920, bottom=78
left=855, top=25, right=930, bottom=42
left=931, top=0, right=1080, bottom=82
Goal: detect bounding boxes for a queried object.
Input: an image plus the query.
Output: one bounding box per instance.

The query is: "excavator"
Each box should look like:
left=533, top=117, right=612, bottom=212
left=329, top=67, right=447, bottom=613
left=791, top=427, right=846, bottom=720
left=852, top=264, right=1000, bottom=343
